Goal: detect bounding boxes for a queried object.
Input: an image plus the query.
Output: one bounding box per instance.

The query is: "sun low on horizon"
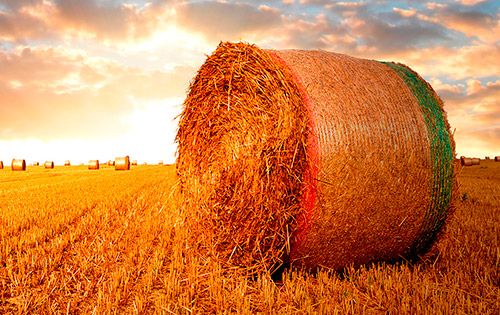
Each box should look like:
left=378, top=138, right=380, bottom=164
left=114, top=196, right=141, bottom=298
left=1, top=0, right=499, bottom=166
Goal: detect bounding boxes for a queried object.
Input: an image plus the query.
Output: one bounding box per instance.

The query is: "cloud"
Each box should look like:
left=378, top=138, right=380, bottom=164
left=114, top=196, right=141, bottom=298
left=175, top=2, right=283, bottom=42
left=0, top=45, right=193, bottom=141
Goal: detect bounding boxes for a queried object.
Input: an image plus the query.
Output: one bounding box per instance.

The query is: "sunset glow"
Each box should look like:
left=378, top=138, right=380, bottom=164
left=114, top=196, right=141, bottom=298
left=1, top=0, right=499, bottom=165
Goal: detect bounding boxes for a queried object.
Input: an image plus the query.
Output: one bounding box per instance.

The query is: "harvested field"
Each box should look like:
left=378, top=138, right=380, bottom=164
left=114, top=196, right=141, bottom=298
left=0, top=163, right=498, bottom=313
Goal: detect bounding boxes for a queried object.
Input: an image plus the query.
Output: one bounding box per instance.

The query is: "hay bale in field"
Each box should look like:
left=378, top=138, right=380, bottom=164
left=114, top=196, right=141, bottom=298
left=44, top=161, right=54, bottom=169
left=131, top=160, right=138, bottom=166
left=11, top=159, right=26, bottom=171
left=176, top=42, right=457, bottom=273
left=107, top=160, right=115, bottom=166
left=115, top=156, right=130, bottom=171
left=471, top=158, right=480, bottom=165
left=485, top=156, right=490, bottom=160
left=65, top=160, right=70, bottom=166
left=88, top=160, right=99, bottom=170
left=0, top=161, right=3, bottom=169
left=495, top=156, right=500, bottom=162
left=159, top=160, right=163, bottom=165
left=460, top=156, right=473, bottom=166
left=33, top=162, right=39, bottom=166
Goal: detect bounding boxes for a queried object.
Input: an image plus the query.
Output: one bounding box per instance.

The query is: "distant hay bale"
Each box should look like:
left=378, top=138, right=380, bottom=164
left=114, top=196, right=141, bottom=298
left=485, top=156, right=490, bottom=160
left=33, top=162, right=39, bottom=166
left=0, top=161, right=3, bottom=169
left=461, top=156, right=472, bottom=166
left=107, top=160, right=115, bottom=166
left=88, top=160, right=99, bottom=170
left=495, top=156, right=500, bottom=162
left=115, top=156, right=130, bottom=171
left=65, top=160, right=70, bottom=166
left=44, top=161, right=54, bottom=169
left=131, top=160, right=137, bottom=166
left=11, top=159, right=26, bottom=171
left=159, top=160, right=163, bottom=165
left=471, top=158, right=480, bottom=165
left=176, top=42, right=457, bottom=273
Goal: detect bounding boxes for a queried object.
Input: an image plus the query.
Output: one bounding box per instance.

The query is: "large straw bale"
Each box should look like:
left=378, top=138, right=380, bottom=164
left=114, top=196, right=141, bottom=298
left=115, top=156, right=130, bottom=171
left=471, top=158, right=480, bottom=165
left=461, top=156, right=472, bottom=166
left=0, top=161, right=3, bottom=169
left=44, top=161, right=54, bottom=169
left=176, top=42, right=457, bottom=273
left=88, top=160, right=99, bottom=170
left=11, top=159, right=26, bottom=171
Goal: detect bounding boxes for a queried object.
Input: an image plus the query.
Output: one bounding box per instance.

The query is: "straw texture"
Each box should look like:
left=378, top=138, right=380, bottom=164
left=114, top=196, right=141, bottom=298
left=115, top=156, right=130, bottom=171
left=176, top=42, right=456, bottom=272
left=11, top=159, right=26, bottom=171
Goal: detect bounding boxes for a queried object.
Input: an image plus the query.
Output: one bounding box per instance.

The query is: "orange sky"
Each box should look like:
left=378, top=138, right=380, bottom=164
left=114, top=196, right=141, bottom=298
left=1, top=0, right=499, bottom=164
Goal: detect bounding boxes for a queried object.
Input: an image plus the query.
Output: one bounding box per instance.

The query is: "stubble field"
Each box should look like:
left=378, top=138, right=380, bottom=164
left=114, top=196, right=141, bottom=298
left=0, top=161, right=499, bottom=314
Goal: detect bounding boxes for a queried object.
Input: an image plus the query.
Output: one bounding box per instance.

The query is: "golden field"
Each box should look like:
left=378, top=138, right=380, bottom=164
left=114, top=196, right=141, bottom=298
left=0, top=161, right=499, bottom=314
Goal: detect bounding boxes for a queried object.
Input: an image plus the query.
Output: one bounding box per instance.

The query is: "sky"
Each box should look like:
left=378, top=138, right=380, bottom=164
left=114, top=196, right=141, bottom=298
left=0, top=0, right=499, bottom=165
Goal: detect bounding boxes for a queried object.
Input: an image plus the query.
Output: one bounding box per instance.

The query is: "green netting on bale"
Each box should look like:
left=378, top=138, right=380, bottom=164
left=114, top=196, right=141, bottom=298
left=382, top=61, right=455, bottom=255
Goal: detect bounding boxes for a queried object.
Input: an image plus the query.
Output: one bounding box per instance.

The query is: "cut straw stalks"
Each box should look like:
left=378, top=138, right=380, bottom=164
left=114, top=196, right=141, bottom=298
left=176, top=42, right=456, bottom=274
left=11, top=159, right=26, bottom=171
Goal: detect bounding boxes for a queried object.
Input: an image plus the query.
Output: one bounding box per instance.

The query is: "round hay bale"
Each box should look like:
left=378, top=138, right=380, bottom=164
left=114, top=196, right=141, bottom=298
left=0, top=161, right=3, bottom=169
left=65, top=160, right=70, bottom=166
left=131, top=160, right=138, bottom=166
left=176, top=42, right=457, bottom=272
left=33, top=162, right=39, bottom=166
left=115, top=156, right=130, bottom=171
left=11, top=159, right=26, bottom=171
left=460, top=156, right=472, bottom=166
left=44, top=161, right=54, bottom=169
left=471, top=158, right=480, bottom=165
left=88, top=160, right=99, bottom=170
left=495, top=156, right=500, bottom=162
left=107, top=160, right=115, bottom=166
left=159, top=160, right=163, bottom=165
left=485, top=156, right=490, bottom=160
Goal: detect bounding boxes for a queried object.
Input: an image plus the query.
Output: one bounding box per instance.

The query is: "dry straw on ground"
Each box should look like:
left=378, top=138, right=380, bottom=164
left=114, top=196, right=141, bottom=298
left=11, top=159, right=26, bottom=171
left=176, top=42, right=456, bottom=274
left=44, top=161, right=54, bottom=169
left=115, top=156, right=130, bottom=171
left=88, top=160, right=99, bottom=170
